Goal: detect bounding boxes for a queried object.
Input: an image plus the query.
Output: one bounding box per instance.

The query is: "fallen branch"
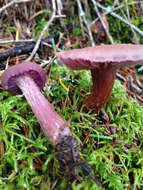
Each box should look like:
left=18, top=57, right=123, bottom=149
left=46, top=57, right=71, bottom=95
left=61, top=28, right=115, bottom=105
left=0, top=33, right=60, bottom=62
left=0, top=43, right=35, bottom=62
left=0, top=0, right=31, bottom=14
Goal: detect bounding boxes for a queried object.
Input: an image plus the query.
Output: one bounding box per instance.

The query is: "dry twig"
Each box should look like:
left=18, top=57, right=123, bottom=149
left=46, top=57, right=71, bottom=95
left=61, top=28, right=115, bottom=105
left=25, top=0, right=56, bottom=61
left=0, top=0, right=31, bottom=14
left=91, top=0, right=114, bottom=44
left=124, top=0, right=139, bottom=44
left=0, top=39, right=34, bottom=45
left=94, top=1, right=143, bottom=36
left=90, top=1, right=141, bottom=27
left=25, top=0, right=65, bottom=61
left=76, top=0, right=95, bottom=46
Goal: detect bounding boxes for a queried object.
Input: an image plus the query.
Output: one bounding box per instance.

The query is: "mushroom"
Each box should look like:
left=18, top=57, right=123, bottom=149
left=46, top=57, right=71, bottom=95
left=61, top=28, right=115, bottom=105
left=1, top=62, right=72, bottom=145
left=1, top=62, right=84, bottom=179
left=56, top=44, right=143, bottom=111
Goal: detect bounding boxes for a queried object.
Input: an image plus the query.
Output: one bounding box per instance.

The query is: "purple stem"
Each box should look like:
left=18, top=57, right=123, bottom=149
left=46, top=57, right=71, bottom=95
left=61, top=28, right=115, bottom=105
left=16, top=74, right=72, bottom=146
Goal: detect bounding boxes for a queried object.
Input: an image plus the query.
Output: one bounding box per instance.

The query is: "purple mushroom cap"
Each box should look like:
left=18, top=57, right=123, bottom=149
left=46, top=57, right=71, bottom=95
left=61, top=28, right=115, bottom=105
left=1, top=62, right=46, bottom=95
left=56, top=44, right=143, bottom=70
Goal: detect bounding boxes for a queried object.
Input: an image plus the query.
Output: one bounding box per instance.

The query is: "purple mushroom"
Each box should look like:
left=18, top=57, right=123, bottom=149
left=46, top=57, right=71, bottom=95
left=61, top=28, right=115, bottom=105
left=2, top=62, right=72, bottom=146
left=56, top=44, right=143, bottom=111
left=1, top=62, right=88, bottom=182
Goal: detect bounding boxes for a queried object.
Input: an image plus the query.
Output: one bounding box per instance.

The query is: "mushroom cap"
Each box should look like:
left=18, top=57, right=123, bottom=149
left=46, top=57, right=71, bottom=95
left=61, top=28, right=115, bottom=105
left=56, top=44, right=143, bottom=70
left=1, top=62, right=46, bottom=95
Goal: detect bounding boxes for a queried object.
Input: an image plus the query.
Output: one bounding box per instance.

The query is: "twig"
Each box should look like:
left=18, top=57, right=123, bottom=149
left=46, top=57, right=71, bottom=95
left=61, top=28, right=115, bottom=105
left=56, top=0, right=69, bottom=34
left=0, top=0, right=31, bottom=14
left=106, top=1, right=140, bottom=15
left=125, top=0, right=131, bottom=19
left=25, top=0, right=65, bottom=61
left=83, top=0, right=92, bottom=20
left=116, top=72, right=143, bottom=95
left=76, top=0, right=95, bottom=46
left=0, top=36, right=62, bottom=62
left=94, top=1, right=143, bottom=37
left=0, top=39, right=35, bottom=45
left=116, top=0, right=127, bottom=18
left=57, top=0, right=63, bottom=25
left=114, top=0, right=139, bottom=44
left=140, top=0, right=143, bottom=13
left=90, top=1, right=141, bottom=27
left=124, top=0, right=139, bottom=44
left=110, top=12, right=143, bottom=36
left=0, top=43, right=35, bottom=62
left=91, top=0, right=114, bottom=44
left=25, top=0, right=56, bottom=61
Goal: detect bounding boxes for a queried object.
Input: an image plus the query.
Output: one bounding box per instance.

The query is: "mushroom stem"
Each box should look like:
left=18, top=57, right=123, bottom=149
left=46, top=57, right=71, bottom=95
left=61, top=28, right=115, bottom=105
left=16, top=74, right=72, bottom=146
left=84, top=65, right=116, bottom=110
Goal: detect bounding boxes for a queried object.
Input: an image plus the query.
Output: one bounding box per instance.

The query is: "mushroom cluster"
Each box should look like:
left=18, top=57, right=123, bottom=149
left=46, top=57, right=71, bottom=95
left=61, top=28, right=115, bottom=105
left=56, top=44, right=143, bottom=111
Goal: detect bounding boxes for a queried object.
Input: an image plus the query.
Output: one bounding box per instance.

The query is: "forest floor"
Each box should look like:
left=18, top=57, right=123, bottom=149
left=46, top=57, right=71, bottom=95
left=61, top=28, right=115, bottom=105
left=0, top=1, right=143, bottom=190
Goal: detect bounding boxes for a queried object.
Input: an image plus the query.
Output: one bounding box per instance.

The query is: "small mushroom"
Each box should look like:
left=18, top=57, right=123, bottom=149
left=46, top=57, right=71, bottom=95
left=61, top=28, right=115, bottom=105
left=2, top=62, right=86, bottom=179
left=56, top=44, right=143, bottom=111
left=1, top=62, right=72, bottom=146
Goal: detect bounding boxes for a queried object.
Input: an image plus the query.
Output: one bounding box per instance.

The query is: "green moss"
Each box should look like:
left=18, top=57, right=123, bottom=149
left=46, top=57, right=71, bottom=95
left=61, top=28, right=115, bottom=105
left=107, top=14, right=143, bottom=44
left=1, top=63, right=143, bottom=189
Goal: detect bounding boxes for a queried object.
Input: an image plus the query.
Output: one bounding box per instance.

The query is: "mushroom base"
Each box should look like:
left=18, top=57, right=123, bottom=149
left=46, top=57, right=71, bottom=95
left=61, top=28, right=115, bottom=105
left=55, top=136, right=90, bottom=182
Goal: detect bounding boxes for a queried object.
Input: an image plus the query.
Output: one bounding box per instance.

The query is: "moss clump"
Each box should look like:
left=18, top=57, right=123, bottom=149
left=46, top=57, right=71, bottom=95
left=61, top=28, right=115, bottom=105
left=0, top=63, right=143, bottom=189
